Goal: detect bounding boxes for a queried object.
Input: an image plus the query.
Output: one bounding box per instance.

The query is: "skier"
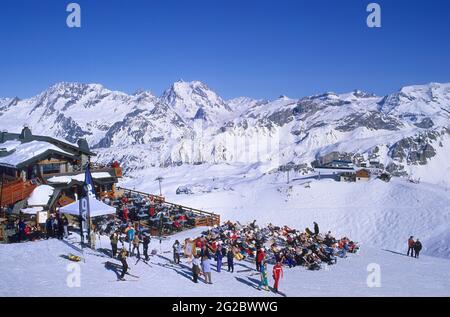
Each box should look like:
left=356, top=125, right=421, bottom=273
left=192, top=254, right=201, bottom=283
left=119, top=247, right=129, bottom=281
left=407, top=236, right=415, bottom=257
left=143, top=233, right=151, bottom=261
left=414, top=239, right=422, bottom=259
left=272, top=262, right=284, bottom=293
left=215, top=247, right=223, bottom=273
left=227, top=248, right=234, bottom=273
left=110, top=231, right=119, bottom=258
left=131, top=234, right=141, bottom=258
left=258, top=260, right=270, bottom=291
left=173, top=240, right=182, bottom=264
left=201, top=255, right=213, bottom=284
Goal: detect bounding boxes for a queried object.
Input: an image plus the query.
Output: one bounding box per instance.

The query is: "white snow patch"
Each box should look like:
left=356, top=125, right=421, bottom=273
left=27, top=185, right=54, bottom=206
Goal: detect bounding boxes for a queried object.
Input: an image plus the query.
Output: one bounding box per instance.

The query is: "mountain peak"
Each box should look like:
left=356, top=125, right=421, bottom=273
left=278, top=95, right=291, bottom=100
left=352, top=89, right=377, bottom=98
left=47, top=82, right=104, bottom=92
left=161, top=80, right=232, bottom=123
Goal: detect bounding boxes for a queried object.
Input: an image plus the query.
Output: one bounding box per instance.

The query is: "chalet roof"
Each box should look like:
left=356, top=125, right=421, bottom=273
left=0, top=140, right=76, bottom=169
left=356, top=169, right=370, bottom=178
left=46, top=172, right=114, bottom=185
left=0, top=127, right=96, bottom=169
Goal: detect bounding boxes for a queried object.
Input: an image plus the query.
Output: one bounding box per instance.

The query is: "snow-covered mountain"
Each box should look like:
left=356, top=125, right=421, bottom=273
left=1, top=81, right=449, bottom=184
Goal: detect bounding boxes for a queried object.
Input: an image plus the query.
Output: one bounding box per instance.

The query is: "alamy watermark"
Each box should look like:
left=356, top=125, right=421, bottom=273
left=65, top=3, right=381, bottom=29
left=366, top=263, right=382, bottom=288
left=367, top=3, right=382, bottom=28
left=66, top=3, right=81, bottom=28
left=165, top=119, right=281, bottom=166
left=66, top=262, right=81, bottom=288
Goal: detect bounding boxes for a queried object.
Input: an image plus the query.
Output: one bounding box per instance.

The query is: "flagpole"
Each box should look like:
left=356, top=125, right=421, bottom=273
left=80, top=163, right=94, bottom=249
left=0, top=172, right=4, bottom=218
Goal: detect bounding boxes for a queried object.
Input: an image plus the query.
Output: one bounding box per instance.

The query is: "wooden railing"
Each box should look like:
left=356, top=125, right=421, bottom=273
left=0, top=179, right=38, bottom=207
left=116, top=187, right=220, bottom=227
left=116, top=187, right=165, bottom=204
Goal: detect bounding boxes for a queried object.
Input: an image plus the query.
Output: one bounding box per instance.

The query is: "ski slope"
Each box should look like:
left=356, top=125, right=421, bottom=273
left=122, top=164, right=450, bottom=259
left=1, top=228, right=449, bottom=297
left=2, top=164, right=450, bottom=296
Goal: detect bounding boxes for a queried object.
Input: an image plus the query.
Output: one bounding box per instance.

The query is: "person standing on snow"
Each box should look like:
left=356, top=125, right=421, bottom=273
left=258, top=260, right=270, bottom=291
left=62, top=215, right=69, bottom=239
left=192, top=254, right=201, bottom=283
left=131, top=234, right=141, bottom=258
left=227, top=248, right=234, bottom=273
left=57, top=214, right=64, bottom=240
left=414, top=239, right=423, bottom=259
left=45, top=216, right=53, bottom=239
left=173, top=240, right=182, bottom=264
left=272, top=262, right=284, bottom=293
left=126, top=224, right=135, bottom=254
left=256, top=247, right=265, bottom=272
left=407, top=236, right=415, bottom=257
left=215, top=247, right=223, bottom=273
left=110, top=231, right=119, bottom=258
left=143, top=234, right=151, bottom=262
left=201, top=255, right=213, bottom=284
left=119, top=247, right=129, bottom=280
left=89, top=225, right=97, bottom=249
left=17, top=219, right=26, bottom=242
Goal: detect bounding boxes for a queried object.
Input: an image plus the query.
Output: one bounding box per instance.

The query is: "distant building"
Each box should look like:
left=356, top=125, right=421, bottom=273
left=369, top=161, right=381, bottom=168
left=326, top=160, right=354, bottom=169
left=355, top=169, right=370, bottom=182
left=339, top=172, right=356, bottom=182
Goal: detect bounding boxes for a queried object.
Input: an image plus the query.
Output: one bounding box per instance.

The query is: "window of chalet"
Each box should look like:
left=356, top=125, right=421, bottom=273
left=42, top=163, right=62, bottom=175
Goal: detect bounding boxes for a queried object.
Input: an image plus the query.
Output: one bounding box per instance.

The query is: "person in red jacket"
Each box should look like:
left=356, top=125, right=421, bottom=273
left=123, top=206, right=129, bottom=223
left=256, top=248, right=265, bottom=271
left=407, top=236, right=415, bottom=257
left=149, top=205, right=155, bottom=217
left=272, top=262, right=284, bottom=293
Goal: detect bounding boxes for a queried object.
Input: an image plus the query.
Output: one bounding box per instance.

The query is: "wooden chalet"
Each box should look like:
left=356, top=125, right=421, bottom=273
left=355, top=169, right=370, bottom=182
left=0, top=127, right=122, bottom=213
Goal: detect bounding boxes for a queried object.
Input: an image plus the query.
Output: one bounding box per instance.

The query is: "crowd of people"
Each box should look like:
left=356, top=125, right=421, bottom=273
left=178, top=220, right=360, bottom=292
left=108, top=192, right=207, bottom=235
left=4, top=212, right=70, bottom=243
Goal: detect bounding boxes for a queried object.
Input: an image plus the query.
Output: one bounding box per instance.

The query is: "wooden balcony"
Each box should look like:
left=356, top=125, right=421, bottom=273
left=0, top=178, right=38, bottom=207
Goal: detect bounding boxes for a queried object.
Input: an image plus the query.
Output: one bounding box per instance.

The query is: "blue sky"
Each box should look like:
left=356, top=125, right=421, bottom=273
left=1, top=0, right=450, bottom=100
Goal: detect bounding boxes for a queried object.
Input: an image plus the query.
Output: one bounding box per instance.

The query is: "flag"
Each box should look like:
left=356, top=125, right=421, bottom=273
left=79, top=164, right=95, bottom=246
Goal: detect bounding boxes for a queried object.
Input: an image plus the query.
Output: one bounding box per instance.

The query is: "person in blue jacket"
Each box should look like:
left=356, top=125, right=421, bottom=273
left=17, top=219, right=26, bottom=242
left=215, top=247, right=223, bottom=273
left=126, top=224, right=135, bottom=254
left=258, top=260, right=270, bottom=291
